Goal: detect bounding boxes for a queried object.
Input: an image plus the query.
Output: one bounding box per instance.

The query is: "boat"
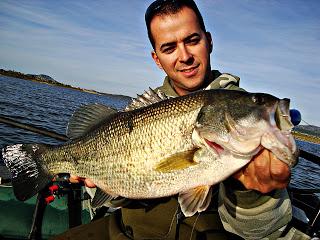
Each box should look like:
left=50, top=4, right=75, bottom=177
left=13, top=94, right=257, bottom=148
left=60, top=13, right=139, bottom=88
left=0, top=115, right=319, bottom=239
left=0, top=176, right=91, bottom=239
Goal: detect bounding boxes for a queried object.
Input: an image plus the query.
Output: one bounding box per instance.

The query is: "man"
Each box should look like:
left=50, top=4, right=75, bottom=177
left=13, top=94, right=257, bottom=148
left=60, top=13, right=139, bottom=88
left=67, top=0, right=299, bottom=239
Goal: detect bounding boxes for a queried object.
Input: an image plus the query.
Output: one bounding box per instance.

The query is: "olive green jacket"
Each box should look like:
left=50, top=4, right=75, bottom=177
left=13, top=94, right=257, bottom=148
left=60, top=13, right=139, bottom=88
left=152, top=70, right=293, bottom=240
left=54, top=71, right=309, bottom=240
left=155, top=70, right=243, bottom=96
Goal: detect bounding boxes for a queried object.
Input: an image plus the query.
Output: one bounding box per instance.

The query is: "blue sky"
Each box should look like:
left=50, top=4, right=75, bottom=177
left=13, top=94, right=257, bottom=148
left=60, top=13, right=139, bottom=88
left=0, top=0, right=319, bottom=126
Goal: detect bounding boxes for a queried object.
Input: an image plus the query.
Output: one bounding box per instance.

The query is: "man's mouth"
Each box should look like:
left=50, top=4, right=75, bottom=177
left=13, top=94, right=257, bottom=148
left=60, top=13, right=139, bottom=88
left=178, top=64, right=199, bottom=77
left=179, top=65, right=199, bottom=72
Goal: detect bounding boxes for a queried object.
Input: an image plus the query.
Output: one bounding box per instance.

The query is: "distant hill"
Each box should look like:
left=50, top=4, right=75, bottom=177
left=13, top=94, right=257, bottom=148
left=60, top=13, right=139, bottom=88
left=27, top=74, right=58, bottom=84
left=294, top=125, right=320, bottom=137
left=0, top=69, right=72, bottom=87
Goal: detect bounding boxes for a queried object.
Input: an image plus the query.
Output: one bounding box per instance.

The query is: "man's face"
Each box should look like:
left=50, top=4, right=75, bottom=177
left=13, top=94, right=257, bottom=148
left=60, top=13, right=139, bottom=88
left=150, top=6, right=213, bottom=96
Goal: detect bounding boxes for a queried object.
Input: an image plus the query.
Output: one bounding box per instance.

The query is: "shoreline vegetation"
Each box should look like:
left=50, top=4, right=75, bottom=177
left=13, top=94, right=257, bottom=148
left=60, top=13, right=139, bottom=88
left=293, top=127, right=320, bottom=144
left=0, top=69, right=130, bottom=99
left=1, top=69, right=319, bottom=143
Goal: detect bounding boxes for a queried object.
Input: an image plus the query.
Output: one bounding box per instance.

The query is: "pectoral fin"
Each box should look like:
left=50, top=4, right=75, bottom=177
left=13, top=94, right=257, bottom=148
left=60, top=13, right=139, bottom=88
left=178, top=185, right=212, bottom=217
left=155, top=149, right=198, bottom=172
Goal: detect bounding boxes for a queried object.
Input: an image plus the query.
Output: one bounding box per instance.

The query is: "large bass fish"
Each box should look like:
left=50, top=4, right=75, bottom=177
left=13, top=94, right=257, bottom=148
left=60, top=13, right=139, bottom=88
left=2, top=89, right=297, bottom=217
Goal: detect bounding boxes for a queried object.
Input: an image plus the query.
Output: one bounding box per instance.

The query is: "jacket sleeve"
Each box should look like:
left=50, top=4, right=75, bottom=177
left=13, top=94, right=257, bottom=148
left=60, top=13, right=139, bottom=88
left=218, top=179, right=292, bottom=239
left=214, top=74, right=293, bottom=239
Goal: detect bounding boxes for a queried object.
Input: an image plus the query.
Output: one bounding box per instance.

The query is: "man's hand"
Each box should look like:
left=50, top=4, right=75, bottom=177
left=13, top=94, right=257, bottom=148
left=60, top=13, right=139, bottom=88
left=233, top=149, right=290, bottom=193
left=69, top=175, right=96, bottom=188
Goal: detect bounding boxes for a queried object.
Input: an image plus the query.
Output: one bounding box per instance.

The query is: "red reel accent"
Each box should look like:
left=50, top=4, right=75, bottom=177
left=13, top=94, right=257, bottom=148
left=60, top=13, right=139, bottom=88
left=48, top=184, right=59, bottom=194
left=45, top=195, right=55, bottom=204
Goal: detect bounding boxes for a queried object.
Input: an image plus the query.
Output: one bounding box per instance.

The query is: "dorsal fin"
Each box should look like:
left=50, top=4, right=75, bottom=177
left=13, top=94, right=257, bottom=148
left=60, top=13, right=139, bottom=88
left=125, top=88, right=171, bottom=111
left=66, top=103, right=117, bottom=139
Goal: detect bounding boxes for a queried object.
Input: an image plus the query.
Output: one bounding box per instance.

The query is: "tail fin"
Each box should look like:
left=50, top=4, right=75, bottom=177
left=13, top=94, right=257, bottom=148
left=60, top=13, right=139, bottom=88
left=1, top=144, right=53, bottom=201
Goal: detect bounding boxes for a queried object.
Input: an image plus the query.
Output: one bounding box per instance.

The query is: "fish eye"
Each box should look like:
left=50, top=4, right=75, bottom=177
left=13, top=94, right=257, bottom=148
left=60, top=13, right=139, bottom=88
left=252, top=95, right=265, bottom=105
left=197, top=110, right=204, bottom=121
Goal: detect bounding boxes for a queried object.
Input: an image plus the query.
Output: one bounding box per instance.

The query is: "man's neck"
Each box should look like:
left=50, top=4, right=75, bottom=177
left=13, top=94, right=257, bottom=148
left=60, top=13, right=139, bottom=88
left=172, top=70, right=215, bottom=96
left=173, top=86, right=192, bottom=96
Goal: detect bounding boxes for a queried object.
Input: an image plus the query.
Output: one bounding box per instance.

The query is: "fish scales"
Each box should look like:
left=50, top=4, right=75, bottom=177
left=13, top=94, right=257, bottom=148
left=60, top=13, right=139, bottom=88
left=42, top=91, right=209, bottom=198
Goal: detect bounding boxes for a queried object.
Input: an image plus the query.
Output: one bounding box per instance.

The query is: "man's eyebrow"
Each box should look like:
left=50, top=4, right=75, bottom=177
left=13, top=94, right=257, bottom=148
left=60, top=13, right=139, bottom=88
left=184, top=33, right=200, bottom=42
left=159, top=41, right=176, bottom=52
left=159, top=33, right=201, bottom=52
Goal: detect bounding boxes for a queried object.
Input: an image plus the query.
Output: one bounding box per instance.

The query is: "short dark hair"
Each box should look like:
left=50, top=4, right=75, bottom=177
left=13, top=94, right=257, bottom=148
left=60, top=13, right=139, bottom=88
left=145, top=0, right=206, bottom=49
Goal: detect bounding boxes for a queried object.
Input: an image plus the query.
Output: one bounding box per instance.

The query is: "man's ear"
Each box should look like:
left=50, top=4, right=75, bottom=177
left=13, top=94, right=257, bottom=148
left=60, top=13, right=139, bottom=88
left=206, top=32, right=213, bottom=53
left=151, top=51, right=163, bottom=70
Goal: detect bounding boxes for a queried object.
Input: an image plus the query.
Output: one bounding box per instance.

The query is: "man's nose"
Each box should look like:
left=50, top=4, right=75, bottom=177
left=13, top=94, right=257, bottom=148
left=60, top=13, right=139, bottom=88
left=178, top=45, right=193, bottom=63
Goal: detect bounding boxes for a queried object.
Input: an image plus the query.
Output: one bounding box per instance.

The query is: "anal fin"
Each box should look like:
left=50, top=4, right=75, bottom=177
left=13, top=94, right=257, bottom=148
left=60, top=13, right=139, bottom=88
left=91, top=187, right=115, bottom=208
left=91, top=187, right=131, bottom=209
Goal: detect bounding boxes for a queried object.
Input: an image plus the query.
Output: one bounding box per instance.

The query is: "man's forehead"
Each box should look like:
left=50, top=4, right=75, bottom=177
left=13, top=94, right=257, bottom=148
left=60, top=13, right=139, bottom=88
left=150, top=7, right=202, bottom=46
left=150, top=6, right=200, bottom=29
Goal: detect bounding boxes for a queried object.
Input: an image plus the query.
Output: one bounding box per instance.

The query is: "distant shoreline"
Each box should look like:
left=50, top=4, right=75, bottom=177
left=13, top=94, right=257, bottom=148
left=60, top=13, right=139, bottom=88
left=292, top=131, right=320, bottom=144
left=0, top=69, right=103, bottom=95
left=0, top=69, right=131, bottom=99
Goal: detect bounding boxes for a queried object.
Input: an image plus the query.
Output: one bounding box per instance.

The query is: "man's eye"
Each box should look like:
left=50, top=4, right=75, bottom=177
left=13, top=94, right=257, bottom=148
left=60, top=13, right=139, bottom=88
left=163, top=47, right=175, bottom=54
left=187, top=38, right=200, bottom=45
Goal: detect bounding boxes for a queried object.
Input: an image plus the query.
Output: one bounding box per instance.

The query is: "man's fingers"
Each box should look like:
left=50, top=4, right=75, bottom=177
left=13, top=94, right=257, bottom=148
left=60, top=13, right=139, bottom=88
left=84, top=178, right=96, bottom=188
left=233, top=164, right=260, bottom=191
left=69, top=175, right=96, bottom=188
left=232, top=149, right=291, bottom=193
left=253, top=149, right=271, bottom=184
left=69, top=174, right=81, bottom=183
left=269, top=153, right=291, bottom=183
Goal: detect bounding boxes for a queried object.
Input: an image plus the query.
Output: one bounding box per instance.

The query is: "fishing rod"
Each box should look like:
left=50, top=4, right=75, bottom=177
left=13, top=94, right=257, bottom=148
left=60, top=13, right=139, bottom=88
left=0, top=114, right=319, bottom=165
left=0, top=114, right=68, bottom=141
left=299, top=149, right=320, bottom=166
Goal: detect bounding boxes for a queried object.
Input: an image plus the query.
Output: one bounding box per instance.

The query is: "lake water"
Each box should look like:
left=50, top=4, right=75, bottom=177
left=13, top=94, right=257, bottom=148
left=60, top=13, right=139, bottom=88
left=0, top=75, right=319, bottom=194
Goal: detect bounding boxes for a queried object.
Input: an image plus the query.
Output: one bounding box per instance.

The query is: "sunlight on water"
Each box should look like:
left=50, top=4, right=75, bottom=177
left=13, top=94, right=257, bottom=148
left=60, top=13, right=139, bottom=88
left=0, top=76, right=131, bottom=147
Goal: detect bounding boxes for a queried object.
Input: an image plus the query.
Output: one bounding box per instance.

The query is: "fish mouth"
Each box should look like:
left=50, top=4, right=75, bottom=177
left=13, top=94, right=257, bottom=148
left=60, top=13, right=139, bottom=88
left=203, top=137, right=261, bottom=158
left=269, top=98, right=296, bottom=148
left=274, top=98, right=294, bottom=132
left=196, top=98, right=298, bottom=166
left=261, top=98, right=298, bottom=166
left=204, top=138, right=225, bottom=156
left=196, top=120, right=263, bottom=160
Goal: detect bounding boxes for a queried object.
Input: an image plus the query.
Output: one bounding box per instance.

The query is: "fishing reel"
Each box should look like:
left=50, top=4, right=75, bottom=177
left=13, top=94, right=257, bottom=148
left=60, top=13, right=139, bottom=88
left=28, top=173, right=90, bottom=239
left=41, top=173, right=90, bottom=204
